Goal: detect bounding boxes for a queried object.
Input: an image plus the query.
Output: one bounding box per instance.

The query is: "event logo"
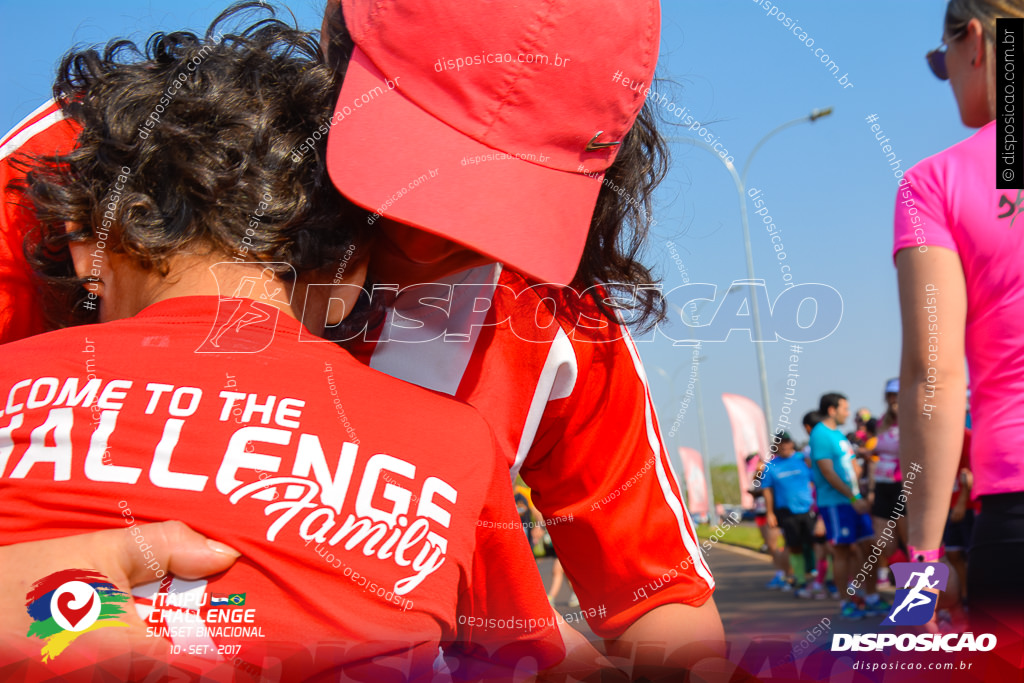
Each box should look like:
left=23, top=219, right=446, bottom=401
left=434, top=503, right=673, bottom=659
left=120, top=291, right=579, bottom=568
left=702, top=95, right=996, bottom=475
left=885, top=562, right=948, bottom=626
left=25, top=569, right=130, bottom=661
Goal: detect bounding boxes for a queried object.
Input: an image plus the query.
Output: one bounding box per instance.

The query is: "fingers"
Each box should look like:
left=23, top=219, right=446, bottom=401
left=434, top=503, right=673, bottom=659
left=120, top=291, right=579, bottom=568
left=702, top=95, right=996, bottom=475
left=118, top=521, right=240, bottom=586
left=95, top=522, right=239, bottom=659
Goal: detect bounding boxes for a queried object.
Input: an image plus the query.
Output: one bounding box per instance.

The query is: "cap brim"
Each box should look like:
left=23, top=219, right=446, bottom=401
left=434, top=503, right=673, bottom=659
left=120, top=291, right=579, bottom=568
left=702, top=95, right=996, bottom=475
left=327, top=48, right=602, bottom=286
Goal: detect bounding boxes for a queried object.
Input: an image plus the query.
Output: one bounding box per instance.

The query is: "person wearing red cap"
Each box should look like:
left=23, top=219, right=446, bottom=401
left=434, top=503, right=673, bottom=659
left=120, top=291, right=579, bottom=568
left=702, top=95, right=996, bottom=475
left=0, top=0, right=724, bottom=673
left=320, top=0, right=723, bottom=666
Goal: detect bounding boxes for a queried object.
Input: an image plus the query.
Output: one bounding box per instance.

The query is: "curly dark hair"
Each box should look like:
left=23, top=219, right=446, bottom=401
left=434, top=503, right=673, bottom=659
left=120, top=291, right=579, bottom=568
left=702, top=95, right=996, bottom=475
left=322, top=3, right=668, bottom=332
left=11, top=2, right=370, bottom=328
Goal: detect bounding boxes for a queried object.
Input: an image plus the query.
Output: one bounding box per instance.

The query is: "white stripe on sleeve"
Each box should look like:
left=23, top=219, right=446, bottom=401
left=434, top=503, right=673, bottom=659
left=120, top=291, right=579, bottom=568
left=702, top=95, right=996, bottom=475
left=620, top=325, right=715, bottom=588
left=0, top=101, right=64, bottom=160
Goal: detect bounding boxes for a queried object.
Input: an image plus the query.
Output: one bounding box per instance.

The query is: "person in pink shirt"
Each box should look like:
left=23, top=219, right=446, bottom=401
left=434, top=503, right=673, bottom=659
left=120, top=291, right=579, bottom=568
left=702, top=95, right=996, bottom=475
left=895, top=0, right=1024, bottom=648
left=868, top=378, right=906, bottom=565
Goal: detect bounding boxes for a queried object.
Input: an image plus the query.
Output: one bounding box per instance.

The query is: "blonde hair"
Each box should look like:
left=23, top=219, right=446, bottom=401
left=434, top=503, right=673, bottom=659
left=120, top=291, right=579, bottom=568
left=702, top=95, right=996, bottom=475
left=945, top=0, right=1024, bottom=41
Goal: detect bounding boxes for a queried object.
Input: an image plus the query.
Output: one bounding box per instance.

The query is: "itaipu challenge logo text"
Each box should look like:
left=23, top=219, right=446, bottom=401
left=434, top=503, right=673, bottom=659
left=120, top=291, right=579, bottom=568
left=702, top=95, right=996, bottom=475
left=25, top=569, right=130, bottom=661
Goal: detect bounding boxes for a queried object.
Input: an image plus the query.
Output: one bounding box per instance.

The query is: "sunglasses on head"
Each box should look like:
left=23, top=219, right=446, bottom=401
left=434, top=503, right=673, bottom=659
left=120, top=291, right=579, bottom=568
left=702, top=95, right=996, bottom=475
left=926, top=26, right=968, bottom=80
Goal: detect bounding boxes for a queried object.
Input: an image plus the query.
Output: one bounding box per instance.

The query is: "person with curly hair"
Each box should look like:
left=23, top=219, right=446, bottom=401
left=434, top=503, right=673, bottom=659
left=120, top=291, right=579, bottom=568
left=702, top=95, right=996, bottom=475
left=0, top=7, right=564, bottom=679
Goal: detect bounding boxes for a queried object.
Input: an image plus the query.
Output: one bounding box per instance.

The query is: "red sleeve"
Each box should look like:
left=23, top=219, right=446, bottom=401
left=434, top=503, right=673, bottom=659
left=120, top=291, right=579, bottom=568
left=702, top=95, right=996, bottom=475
left=519, top=291, right=714, bottom=639
left=446, top=430, right=565, bottom=679
left=0, top=102, right=80, bottom=344
left=345, top=271, right=715, bottom=639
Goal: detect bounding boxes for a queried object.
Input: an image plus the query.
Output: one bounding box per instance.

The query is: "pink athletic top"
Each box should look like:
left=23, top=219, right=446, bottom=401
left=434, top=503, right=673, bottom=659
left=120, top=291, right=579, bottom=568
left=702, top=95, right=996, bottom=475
left=873, top=425, right=901, bottom=484
left=892, top=120, right=1024, bottom=497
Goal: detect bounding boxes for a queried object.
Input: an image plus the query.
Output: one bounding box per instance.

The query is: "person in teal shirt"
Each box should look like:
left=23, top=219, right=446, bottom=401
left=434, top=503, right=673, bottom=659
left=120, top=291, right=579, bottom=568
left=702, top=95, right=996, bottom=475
left=810, top=393, right=887, bottom=620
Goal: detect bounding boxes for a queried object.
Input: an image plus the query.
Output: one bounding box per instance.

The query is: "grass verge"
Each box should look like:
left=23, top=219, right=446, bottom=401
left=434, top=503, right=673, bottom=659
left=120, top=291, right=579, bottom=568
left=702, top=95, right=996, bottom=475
left=695, top=522, right=766, bottom=552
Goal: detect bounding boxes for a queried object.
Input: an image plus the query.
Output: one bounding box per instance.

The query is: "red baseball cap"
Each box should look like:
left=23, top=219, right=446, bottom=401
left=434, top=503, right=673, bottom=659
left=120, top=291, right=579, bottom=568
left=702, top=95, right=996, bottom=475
left=326, top=0, right=660, bottom=286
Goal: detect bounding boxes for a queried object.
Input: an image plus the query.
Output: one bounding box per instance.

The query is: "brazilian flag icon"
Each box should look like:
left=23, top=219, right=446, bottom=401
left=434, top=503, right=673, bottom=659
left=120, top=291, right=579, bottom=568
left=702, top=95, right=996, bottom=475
left=227, top=593, right=246, bottom=606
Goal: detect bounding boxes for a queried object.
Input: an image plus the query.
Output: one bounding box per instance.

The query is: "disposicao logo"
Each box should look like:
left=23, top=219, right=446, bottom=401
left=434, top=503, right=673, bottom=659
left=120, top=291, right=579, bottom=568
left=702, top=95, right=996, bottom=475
left=25, top=569, right=131, bottom=661
left=886, top=562, right=948, bottom=626
left=832, top=563, right=997, bottom=653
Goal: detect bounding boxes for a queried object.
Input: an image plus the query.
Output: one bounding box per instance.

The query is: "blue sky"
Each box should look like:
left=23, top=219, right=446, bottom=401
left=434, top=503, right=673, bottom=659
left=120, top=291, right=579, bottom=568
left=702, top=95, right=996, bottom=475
left=643, top=0, right=963, bottom=472
left=1, top=1, right=965, bottom=480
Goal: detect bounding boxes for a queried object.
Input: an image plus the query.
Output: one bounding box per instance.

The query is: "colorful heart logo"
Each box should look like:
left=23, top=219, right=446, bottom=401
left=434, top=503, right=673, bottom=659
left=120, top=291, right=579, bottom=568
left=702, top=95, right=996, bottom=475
left=26, top=569, right=130, bottom=662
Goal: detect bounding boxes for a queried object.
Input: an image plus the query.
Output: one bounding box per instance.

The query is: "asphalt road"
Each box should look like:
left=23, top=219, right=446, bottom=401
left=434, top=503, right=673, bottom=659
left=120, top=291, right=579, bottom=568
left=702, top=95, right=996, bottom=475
left=537, top=535, right=897, bottom=644
left=534, top=540, right=989, bottom=682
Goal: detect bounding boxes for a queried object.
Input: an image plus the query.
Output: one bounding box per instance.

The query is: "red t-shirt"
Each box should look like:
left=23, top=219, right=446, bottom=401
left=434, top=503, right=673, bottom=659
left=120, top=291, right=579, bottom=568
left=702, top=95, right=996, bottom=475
left=0, top=296, right=563, bottom=679
left=1, top=104, right=715, bottom=639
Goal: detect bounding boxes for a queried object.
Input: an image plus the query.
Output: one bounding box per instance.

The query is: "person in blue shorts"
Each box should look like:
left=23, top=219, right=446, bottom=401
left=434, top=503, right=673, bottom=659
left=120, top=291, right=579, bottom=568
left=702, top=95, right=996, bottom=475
left=762, top=434, right=817, bottom=597
left=810, top=393, right=889, bottom=619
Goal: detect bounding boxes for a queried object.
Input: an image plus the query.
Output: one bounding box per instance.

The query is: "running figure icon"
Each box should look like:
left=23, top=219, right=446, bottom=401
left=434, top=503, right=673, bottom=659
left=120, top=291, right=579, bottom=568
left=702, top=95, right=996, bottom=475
left=888, top=565, right=940, bottom=623
left=196, top=262, right=294, bottom=353
left=206, top=268, right=284, bottom=348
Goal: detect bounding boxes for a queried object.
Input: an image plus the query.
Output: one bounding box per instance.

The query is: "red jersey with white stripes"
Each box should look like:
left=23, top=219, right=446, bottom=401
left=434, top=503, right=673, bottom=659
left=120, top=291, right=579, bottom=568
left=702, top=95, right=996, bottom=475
left=1, top=104, right=715, bottom=638
left=345, top=267, right=715, bottom=637
left=0, top=295, right=563, bottom=679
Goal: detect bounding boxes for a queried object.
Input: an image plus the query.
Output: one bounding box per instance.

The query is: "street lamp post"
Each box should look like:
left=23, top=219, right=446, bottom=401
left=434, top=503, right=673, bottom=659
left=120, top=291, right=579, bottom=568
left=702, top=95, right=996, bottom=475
left=668, top=107, right=833, bottom=436
left=691, top=355, right=718, bottom=526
